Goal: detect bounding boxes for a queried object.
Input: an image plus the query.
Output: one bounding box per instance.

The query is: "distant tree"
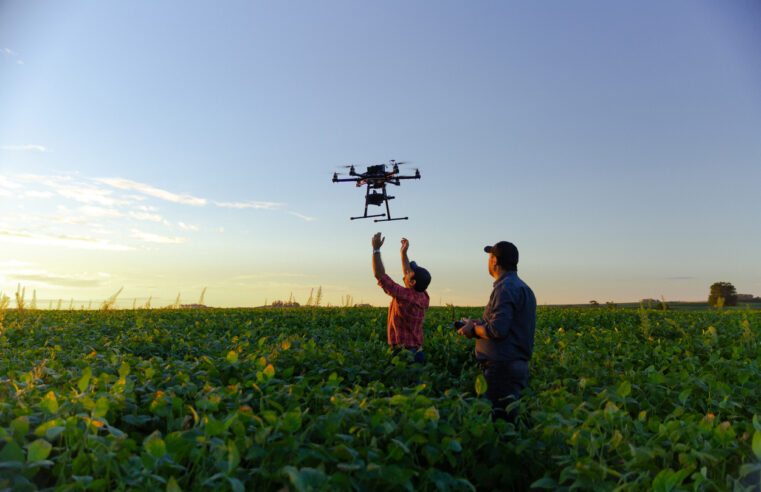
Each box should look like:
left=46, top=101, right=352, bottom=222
left=270, top=299, right=300, bottom=308
left=605, top=301, right=617, bottom=309
left=737, top=293, right=761, bottom=303
left=589, top=300, right=599, bottom=307
left=708, top=282, right=737, bottom=307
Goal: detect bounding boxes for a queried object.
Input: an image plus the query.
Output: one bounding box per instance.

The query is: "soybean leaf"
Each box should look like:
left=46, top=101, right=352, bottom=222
left=652, top=469, right=678, bottom=492
left=531, top=477, right=559, bottom=489
left=144, top=432, right=166, bottom=458
left=27, top=439, right=53, bottom=462
left=283, top=466, right=327, bottom=492
left=282, top=411, right=302, bottom=433
left=617, top=380, right=631, bottom=398
left=226, top=351, right=238, bottom=364
left=0, top=440, right=24, bottom=462
left=227, top=477, right=244, bottom=492
left=78, top=367, right=92, bottom=393
left=94, top=397, right=109, bottom=419
left=753, top=431, right=761, bottom=460
left=166, top=476, right=182, bottom=492
left=40, top=391, right=59, bottom=414
left=227, top=440, right=240, bottom=472
left=11, top=417, right=29, bottom=438
left=34, top=419, right=64, bottom=438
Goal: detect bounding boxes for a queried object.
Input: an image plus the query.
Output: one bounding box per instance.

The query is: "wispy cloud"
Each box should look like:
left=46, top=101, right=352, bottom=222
left=232, top=273, right=310, bottom=280
left=57, top=185, right=123, bottom=206
left=288, top=211, right=315, bottom=221
left=1, top=48, right=23, bottom=65
left=7, top=270, right=111, bottom=288
left=3, top=172, right=288, bottom=251
left=98, top=178, right=207, bottom=206
left=15, top=174, right=123, bottom=206
left=0, top=259, right=35, bottom=268
left=2, top=210, right=89, bottom=226
left=214, top=200, right=281, bottom=210
left=129, top=211, right=163, bottom=222
left=130, top=229, right=187, bottom=244
left=0, top=229, right=132, bottom=251
left=178, top=222, right=199, bottom=231
left=78, top=206, right=123, bottom=218
left=0, top=145, right=47, bottom=152
left=0, top=176, right=22, bottom=189
left=22, top=190, right=54, bottom=199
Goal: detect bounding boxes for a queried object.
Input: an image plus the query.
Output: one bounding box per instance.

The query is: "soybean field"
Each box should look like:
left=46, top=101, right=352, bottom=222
left=1, top=306, right=760, bottom=491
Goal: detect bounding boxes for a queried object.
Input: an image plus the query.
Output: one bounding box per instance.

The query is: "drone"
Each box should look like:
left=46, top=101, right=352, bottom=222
left=332, top=159, right=421, bottom=222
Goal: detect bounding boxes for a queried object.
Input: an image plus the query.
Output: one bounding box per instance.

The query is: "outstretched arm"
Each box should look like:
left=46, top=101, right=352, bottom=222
left=401, top=237, right=411, bottom=275
left=372, top=233, right=386, bottom=280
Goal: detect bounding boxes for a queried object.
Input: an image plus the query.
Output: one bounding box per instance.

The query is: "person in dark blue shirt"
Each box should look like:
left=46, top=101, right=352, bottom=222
left=457, top=241, right=536, bottom=423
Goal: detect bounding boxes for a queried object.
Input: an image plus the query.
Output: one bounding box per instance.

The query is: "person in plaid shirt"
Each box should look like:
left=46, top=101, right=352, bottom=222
left=372, top=232, right=431, bottom=364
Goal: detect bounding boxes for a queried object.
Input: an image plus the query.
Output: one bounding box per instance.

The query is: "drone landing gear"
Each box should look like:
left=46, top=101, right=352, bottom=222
left=346, top=182, right=411, bottom=222
left=349, top=214, right=409, bottom=222
left=372, top=193, right=407, bottom=222
left=350, top=213, right=385, bottom=220
left=374, top=217, right=408, bottom=223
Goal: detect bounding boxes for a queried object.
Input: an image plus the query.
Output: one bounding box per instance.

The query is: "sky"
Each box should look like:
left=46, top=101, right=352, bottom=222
left=1, top=1, right=760, bottom=308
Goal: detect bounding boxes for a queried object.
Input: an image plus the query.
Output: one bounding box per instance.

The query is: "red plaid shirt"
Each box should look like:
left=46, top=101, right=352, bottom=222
left=378, top=274, right=430, bottom=348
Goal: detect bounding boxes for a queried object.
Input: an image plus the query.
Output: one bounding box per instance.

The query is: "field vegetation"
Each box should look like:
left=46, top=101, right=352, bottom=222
left=1, top=305, right=760, bottom=490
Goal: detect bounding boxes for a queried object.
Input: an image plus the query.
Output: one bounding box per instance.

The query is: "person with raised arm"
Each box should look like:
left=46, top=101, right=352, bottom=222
left=372, top=233, right=431, bottom=365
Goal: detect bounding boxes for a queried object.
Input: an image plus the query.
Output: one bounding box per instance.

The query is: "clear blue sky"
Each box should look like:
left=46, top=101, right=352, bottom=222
left=1, top=1, right=760, bottom=307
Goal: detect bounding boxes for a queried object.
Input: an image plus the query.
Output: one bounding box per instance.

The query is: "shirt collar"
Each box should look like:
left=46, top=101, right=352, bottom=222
left=493, top=270, right=516, bottom=287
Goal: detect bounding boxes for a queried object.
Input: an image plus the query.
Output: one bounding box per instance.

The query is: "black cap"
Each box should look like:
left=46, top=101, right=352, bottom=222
left=484, top=241, right=519, bottom=268
left=409, top=261, right=431, bottom=292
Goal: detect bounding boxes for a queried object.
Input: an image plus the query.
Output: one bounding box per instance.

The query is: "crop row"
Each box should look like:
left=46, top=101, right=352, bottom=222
left=1, top=307, right=760, bottom=490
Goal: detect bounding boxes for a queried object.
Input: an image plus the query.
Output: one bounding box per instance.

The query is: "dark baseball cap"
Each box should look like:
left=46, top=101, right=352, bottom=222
left=409, top=261, right=431, bottom=292
left=484, top=241, right=519, bottom=266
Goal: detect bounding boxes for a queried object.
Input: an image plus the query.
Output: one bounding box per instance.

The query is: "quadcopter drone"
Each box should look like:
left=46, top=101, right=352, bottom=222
left=332, top=159, right=421, bottom=222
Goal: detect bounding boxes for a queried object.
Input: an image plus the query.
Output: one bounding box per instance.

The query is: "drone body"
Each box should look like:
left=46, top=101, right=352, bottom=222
left=332, top=160, right=421, bottom=222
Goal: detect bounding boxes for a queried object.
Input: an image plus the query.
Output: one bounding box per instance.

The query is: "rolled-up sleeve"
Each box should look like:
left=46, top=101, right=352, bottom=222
left=483, top=290, right=514, bottom=340
left=378, top=274, right=410, bottom=301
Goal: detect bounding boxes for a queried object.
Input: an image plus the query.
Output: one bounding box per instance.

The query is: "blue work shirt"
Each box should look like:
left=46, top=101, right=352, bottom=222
left=475, top=271, right=536, bottom=362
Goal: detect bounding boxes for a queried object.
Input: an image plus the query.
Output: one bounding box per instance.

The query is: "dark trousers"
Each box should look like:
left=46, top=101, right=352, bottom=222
left=391, top=346, right=424, bottom=365
left=480, top=360, right=529, bottom=423
left=390, top=347, right=424, bottom=385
